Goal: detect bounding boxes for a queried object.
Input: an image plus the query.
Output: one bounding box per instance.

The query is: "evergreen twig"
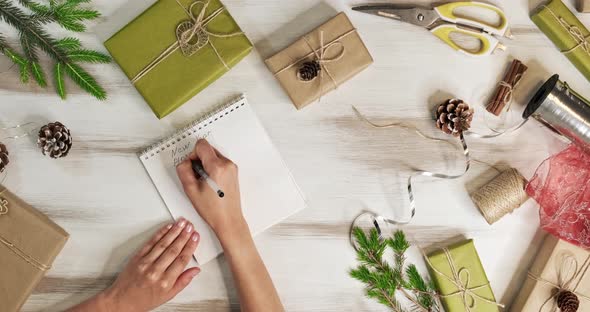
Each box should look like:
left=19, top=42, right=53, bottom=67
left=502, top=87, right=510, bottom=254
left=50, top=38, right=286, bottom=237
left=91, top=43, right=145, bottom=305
left=350, top=227, right=441, bottom=312
left=0, top=0, right=109, bottom=100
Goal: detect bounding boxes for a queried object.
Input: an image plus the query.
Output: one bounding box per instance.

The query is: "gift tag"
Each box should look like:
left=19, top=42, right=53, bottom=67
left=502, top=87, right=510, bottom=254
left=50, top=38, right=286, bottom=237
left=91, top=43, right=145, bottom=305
left=176, top=21, right=209, bottom=57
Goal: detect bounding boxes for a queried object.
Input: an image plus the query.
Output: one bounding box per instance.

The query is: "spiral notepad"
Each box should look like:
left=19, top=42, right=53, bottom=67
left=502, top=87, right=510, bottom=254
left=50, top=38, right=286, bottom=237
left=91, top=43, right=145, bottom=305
left=139, top=95, right=306, bottom=265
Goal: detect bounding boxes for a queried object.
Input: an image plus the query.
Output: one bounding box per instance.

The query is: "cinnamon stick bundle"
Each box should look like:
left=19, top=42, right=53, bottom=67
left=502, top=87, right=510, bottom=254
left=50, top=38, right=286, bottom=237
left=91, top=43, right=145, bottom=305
left=487, top=59, right=528, bottom=116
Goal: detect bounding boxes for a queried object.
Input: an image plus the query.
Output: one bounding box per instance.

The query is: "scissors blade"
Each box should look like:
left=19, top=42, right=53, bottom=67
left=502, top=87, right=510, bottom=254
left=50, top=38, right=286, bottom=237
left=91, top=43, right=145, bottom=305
left=352, top=5, right=439, bottom=28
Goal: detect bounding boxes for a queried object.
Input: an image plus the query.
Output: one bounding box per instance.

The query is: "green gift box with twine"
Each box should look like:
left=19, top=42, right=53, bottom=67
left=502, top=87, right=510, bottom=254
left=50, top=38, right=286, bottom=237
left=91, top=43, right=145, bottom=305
left=426, top=240, right=502, bottom=312
left=105, top=0, right=252, bottom=119
left=531, top=0, right=590, bottom=82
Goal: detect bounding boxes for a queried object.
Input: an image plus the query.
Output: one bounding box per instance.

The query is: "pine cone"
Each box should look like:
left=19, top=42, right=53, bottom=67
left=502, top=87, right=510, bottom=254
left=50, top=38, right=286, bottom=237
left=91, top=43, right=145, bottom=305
left=435, top=99, right=474, bottom=136
left=297, top=61, right=321, bottom=81
left=557, top=290, right=579, bottom=312
left=0, top=143, right=8, bottom=173
left=37, top=122, right=72, bottom=159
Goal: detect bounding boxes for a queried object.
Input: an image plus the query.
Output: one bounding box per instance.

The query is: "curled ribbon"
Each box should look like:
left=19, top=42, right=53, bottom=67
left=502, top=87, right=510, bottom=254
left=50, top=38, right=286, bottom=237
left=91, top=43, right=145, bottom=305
left=528, top=253, right=590, bottom=311
left=131, top=0, right=244, bottom=84
left=542, top=5, right=590, bottom=55
left=424, top=248, right=504, bottom=311
left=351, top=106, right=471, bottom=224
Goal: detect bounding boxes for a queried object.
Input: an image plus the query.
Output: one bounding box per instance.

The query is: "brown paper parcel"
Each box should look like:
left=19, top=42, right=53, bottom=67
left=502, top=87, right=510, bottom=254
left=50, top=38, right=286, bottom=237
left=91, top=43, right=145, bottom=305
left=0, top=187, right=69, bottom=312
left=511, top=235, right=590, bottom=311
left=265, top=12, right=373, bottom=109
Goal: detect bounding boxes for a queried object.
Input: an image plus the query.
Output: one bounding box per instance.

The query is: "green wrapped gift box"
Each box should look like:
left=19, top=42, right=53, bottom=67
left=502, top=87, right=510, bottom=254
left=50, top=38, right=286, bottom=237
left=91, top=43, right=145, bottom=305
left=426, top=240, right=500, bottom=312
left=105, top=0, right=252, bottom=119
left=531, top=0, right=590, bottom=82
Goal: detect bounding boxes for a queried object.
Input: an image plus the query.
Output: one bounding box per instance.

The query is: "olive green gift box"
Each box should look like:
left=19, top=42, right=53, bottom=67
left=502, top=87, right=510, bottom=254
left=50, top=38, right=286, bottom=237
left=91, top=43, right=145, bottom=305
left=104, top=0, right=252, bottom=119
left=531, top=0, right=590, bottom=82
left=426, top=240, right=500, bottom=312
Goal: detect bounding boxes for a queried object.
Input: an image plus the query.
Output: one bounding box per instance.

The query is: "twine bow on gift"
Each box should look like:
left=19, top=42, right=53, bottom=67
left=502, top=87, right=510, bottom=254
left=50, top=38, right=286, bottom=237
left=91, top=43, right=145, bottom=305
left=528, top=253, right=590, bottom=312
left=425, top=248, right=505, bottom=312
left=131, top=0, right=244, bottom=84
left=273, top=28, right=357, bottom=101
left=0, top=197, right=7, bottom=215
left=543, top=6, right=590, bottom=55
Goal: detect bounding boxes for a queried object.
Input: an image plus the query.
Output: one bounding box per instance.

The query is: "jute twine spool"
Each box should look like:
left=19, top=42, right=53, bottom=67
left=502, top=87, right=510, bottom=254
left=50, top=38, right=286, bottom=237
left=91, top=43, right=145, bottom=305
left=471, top=168, right=529, bottom=225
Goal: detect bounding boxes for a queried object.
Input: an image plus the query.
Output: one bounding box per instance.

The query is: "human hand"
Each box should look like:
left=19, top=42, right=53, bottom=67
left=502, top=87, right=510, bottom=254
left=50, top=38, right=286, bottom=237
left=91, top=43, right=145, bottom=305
left=102, top=218, right=200, bottom=312
left=176, top=139, right=248, bottom=243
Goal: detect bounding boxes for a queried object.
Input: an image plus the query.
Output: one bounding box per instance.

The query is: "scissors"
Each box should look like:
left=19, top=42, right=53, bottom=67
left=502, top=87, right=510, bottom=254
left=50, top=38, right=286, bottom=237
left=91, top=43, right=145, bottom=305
left=352, top=2, right=512, bottom=56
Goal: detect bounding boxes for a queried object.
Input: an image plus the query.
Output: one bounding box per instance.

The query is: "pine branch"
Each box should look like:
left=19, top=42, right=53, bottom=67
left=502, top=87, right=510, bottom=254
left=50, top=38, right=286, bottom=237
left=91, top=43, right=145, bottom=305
left=0, top=0, right=110, bottom=100
left=20, top=32, right=46, bottom=86
left=55, top=37, right=81, bottom=50
left=350, top=227, right=441, bottom=312
left=54, top=62, right=65, bottom=99
left=68, top=49, right=110, bottom=63
left=22, top=0, right=100, bottom=31
left=64, top=62, right=105, bottom=99
left=0, top=33, right=29, bottom=82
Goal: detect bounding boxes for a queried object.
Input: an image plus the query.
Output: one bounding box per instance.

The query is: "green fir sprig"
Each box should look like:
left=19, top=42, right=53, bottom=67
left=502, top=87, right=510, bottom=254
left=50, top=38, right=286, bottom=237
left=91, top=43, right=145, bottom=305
left=0, top=0, right=110, bottom=100
left=350, top=227, right=440, bottom=312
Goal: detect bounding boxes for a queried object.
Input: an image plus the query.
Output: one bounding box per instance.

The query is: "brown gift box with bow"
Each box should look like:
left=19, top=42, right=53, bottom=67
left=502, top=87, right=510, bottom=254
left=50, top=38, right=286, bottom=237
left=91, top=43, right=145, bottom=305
left=511, top=235, right=590, bottom=311
left=265, top=12, right=373, bottom=110
left=0, top=187, right=69, bottom=312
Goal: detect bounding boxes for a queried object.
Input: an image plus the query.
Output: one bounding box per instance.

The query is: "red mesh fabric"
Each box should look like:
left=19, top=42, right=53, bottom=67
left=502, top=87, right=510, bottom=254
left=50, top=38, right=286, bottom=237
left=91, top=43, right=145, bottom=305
left=526, top=145, right=590, bottom=248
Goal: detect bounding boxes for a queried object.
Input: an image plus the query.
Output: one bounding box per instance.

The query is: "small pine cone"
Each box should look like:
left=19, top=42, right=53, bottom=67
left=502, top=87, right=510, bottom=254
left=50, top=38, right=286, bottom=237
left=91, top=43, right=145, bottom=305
left=557, top=290, right=579, bottom=312
left=37, top=122, right=72, bottom=159
left=435, top=99, right=474, bottom=137
left=297, top=61, right=321, bottom=81
left=0, top=143, right=8, bottom=173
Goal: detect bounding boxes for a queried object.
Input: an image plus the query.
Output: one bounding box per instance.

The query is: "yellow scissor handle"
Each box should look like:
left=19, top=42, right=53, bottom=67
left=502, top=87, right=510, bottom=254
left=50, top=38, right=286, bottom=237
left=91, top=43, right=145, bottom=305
left=435, top=1, right=509, bottom=37
left=430, top=24, right=499, bottom=56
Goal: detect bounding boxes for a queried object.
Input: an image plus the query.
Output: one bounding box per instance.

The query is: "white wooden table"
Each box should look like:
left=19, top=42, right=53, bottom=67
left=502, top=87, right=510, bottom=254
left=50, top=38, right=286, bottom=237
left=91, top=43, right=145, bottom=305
left=2, top=0, right=590, bottom=310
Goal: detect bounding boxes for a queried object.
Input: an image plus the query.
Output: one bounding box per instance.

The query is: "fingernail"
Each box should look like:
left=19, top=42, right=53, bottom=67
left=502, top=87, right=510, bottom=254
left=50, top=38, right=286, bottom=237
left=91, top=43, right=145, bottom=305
left=191, top=232, right=199, bottom=241
left=166, top=223, right=173, bottom=230
left=191, top=269, right=200, bottom=277
left=177, top=218, right=186, bottom=227
left=186, top=224, right=193, bottom=233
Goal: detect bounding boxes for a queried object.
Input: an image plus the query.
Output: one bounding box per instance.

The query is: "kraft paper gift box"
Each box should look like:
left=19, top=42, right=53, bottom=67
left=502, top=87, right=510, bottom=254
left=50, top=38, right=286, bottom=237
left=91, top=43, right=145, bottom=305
left=511, top=235, right=590, bottom=311
left=0, top=187, right=69, bottom=312
left=265, top=13, right=373, bottom=110
left=426, top=240, right=501, bottom=312
left=578, top=0, right=590, bottom=13
left=531, top=0, right=590, bottom=82
left=105, top=0, right=252, bottom=119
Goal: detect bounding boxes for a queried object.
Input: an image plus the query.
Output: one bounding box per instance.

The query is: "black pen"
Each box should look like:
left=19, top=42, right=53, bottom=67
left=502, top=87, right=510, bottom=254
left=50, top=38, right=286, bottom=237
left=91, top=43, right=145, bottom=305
left=191, top=160, right=224, bottom=198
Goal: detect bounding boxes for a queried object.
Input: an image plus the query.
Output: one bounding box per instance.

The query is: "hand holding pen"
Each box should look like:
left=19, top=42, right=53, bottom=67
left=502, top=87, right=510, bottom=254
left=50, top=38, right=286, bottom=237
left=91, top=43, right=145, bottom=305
left=176, top=139, right=247, bottom=238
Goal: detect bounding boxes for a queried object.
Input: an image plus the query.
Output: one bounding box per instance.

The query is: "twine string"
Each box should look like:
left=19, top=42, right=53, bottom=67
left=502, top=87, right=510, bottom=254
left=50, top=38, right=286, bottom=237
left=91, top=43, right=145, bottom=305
left=528, top=254, right=590, bottom=312
left=498, top=73, right=523, bottom=112
left=542, top=5, right=590, bottom=55
left=0, top=235, right=51, bottom=271
left=0, top=184, right=51, bottom=271
left=471, top=169, right=528, bottom=224
left=131, top=0, right=244, bottom=83
left=273, top=28, right=357, bottom=77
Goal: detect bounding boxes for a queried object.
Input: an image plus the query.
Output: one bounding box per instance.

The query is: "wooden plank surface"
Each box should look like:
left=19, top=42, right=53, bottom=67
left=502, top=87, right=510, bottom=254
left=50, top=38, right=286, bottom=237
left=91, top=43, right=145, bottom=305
left=1, top=0, right=589, bottom=310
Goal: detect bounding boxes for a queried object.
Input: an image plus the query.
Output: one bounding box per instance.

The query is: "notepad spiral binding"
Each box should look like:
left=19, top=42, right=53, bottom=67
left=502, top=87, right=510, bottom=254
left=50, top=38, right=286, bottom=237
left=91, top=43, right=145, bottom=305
left=139, top=95, right=247, bottom=160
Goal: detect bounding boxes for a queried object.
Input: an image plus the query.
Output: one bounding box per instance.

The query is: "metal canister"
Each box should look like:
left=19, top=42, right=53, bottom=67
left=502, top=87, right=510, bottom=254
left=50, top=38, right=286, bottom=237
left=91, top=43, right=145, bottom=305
left=523, top=74, right=590, bottom=151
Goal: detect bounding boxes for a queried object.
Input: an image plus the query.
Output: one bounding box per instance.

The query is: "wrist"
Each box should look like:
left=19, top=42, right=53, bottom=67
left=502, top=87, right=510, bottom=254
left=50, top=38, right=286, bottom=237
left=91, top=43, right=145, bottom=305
left=216, top=217, right=252, bottom=250
left=99, top=287, right=137, bottom=312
